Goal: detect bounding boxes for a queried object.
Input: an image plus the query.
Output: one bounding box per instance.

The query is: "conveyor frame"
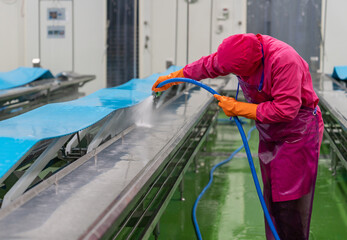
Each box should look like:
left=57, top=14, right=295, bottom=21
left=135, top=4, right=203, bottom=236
left=312, top=73, right=347, bottom=172
left=99, top=103, right=219, bottom=240
left=0, top=74, right=95, bottom=120
left=0, top=77, right=228, bottom=239
left=0, top=103, right=143, bottom=207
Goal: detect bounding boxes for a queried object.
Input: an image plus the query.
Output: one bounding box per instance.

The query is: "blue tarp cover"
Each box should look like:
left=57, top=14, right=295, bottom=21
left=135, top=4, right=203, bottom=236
left=0, top=66, right=181, bottom=180
left=332, top=66, right=347, bottom=81
left=0, top=67, right=54, bottom=90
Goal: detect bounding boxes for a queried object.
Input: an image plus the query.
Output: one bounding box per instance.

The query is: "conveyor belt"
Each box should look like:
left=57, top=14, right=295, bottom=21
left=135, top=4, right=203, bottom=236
left=0, top=75, right=226, bottom=239
left=0, top=66, right=181, bottom=186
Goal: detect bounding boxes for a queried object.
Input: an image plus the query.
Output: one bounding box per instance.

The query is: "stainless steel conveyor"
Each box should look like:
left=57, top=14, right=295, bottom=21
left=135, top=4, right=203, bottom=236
left=0, top=79, right=227, bottom=240
left=312, top=73, right=347, bottom=170
left=0, top=74, right=95, bottom=120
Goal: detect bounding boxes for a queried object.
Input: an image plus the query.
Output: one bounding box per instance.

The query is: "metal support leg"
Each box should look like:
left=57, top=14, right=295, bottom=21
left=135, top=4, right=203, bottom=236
left=176, top=83, right=185, bottom=96
left=203, top=140, right=207, bottom=152
left=76, top=132, right=83, bottom=156
left=194, top=156, right=199, bottom=173
left=153, top=222, right=160, bottom=240
left=0, top=146, right=36, bottom=186
left=65, top=127, right=89, bottom=155
left=179, top=177, right=185, bottom=201
left=2, top=135, right=71, bottom=207
left=87, top=111, right=123, bottom=153
left=155, top=88, right=172, bottom=109
left=331, top=148, right=337, bottom=176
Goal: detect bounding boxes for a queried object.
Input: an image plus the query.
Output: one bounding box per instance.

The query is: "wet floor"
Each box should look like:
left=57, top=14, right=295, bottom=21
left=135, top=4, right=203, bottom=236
left=150, top=113, right=347, bottom=239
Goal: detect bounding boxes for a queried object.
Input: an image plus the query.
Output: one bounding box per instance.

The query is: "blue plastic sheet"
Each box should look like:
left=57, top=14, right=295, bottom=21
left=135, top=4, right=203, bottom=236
left=0, top=66, right=182, bottom=180
left=332, top=66, right=347, bottom=81
left=0, top=67, right=54, bottom=90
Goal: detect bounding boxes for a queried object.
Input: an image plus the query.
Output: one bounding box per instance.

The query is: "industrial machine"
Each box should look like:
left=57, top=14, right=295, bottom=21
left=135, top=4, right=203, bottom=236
left=0, top=68, right=95, bottom=120
left=0, top=67, right=228, bottom=239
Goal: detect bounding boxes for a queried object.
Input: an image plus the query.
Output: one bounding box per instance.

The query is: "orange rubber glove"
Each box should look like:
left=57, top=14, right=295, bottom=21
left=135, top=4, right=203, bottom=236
left=214, top=94, right=258, bottom=120
left=152, top=69, right=185, bottom=92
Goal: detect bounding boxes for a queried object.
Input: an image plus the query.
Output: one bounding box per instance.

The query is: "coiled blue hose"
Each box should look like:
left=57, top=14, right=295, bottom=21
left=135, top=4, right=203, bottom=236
left=157, top=78, right=280, bottom=240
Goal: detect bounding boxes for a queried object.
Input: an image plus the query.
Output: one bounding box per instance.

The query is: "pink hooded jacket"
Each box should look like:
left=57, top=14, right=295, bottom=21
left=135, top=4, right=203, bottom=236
left=183, top=34, right=321, bottom=126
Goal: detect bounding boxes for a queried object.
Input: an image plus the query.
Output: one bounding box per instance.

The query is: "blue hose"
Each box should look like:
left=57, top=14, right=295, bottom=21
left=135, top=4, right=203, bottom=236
left=192, top=125, right=256, bottom=239
left=157, top=78, right=280, bottom=240
left=157, top=78, right=220, bottom=95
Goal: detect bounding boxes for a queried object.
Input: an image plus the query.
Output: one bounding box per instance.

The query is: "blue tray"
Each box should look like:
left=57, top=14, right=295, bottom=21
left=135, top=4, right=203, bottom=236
left=0, top=67, right=54, bottom=90
left=332, top=66, right=347, bottom=81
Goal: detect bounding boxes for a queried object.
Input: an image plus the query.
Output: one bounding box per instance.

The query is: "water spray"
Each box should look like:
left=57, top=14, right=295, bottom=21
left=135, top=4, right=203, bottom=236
left=157, top=78, right=280, bottom=240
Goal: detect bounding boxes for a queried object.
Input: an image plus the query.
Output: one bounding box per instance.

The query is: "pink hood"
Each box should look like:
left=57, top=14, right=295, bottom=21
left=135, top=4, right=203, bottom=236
left=217, top=33, right=263, bottom=76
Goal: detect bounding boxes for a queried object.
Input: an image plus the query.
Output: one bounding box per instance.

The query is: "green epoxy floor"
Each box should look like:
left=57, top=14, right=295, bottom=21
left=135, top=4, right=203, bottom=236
left=150, top=113, right=347, bottom=239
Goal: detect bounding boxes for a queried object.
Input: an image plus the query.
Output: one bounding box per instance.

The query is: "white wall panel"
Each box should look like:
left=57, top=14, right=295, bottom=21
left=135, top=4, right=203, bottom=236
left=73, top=0, right=107, bottom=95
left=140, top=0, right=247, bottom=74
left=24, top=0, right=106, bottom=95
left=24, top=0, right=40, bottom=67
left=139, top=0, right=152, bottom=78
left=322, top=0, right=347, bottom=74
left=188, top=0, right=212, bottom=63
left=150, top=0, right=177, bottom=73
left=211, top=0, right=247, bottom=52
left=175, top=0, right=188, bottom=67
left=39, top=0, right=73, bottom=75
left=0, top=0, right=25, bottom=71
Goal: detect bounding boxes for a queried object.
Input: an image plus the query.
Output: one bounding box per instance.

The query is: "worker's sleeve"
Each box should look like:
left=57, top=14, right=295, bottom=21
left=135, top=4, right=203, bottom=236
left=183, top=52, right=230, bottom=81
left=256, top=62, right=303, bottom=123
left=183, top=36, right=239, bottom=81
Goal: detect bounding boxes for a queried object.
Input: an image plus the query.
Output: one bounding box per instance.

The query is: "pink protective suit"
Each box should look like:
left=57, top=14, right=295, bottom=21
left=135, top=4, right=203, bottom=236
left=183, top=33, right=324, bottom=239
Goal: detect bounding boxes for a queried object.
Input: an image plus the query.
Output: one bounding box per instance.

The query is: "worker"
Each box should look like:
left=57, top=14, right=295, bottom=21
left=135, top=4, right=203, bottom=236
left=152, top=33, right=324, bottom=240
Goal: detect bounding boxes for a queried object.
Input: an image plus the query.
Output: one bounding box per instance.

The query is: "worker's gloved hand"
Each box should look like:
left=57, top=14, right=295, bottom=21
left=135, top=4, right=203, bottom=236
left=152, top=69, right=185, bottom=92
left=214, top=94, right=258, bottom=120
